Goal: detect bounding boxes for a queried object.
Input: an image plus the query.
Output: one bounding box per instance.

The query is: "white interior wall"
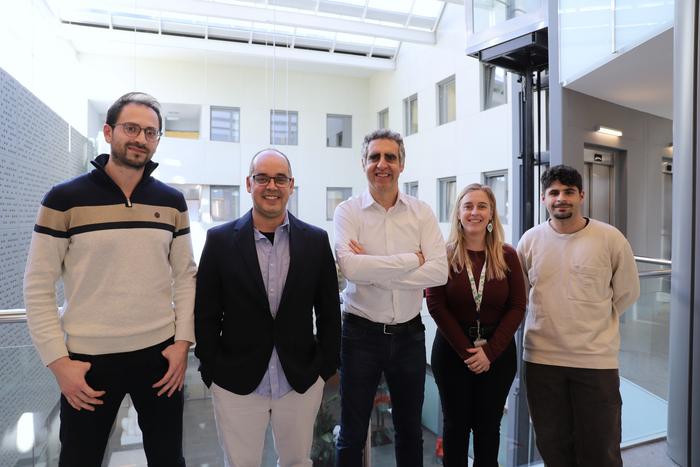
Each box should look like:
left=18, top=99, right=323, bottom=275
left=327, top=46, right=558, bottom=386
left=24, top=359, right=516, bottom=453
left=368, top=3, right=514, bottom=243
left=78, top=54, right=372, bottom=239
left=3, top=2, right=513, bottom=250
left=560, top=88, right=673, bottom=257
left=1, top=2, right=89, bottom=134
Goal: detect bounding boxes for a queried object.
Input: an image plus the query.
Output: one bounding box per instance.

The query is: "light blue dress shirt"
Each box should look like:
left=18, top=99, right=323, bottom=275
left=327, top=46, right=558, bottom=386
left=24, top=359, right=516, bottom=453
left=252, top=215, right=293, bottom=399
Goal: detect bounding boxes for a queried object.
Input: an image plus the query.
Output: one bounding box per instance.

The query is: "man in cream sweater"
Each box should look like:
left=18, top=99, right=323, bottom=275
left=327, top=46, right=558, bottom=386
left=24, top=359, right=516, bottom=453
left=517, top=165, right=639, bottom=467
left=24, top=92, right=196, bottom=467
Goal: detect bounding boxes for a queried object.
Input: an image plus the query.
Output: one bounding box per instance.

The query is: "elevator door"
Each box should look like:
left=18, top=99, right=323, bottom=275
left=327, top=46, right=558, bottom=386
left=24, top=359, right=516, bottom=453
left=583, top=148, right=615, bottom=226
left=661, top=158, right=672, bottom=260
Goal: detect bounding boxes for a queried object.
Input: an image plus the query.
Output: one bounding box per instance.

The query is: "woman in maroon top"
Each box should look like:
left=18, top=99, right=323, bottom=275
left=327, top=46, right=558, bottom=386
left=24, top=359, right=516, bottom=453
left=427, top=183, right=526, bottom=467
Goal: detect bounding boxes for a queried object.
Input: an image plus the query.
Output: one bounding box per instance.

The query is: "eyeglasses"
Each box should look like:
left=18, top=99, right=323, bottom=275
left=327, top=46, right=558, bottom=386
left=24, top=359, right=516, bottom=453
left=251, top=174, right=292, bottom=187
left=112, top=122, right=162, bottom=142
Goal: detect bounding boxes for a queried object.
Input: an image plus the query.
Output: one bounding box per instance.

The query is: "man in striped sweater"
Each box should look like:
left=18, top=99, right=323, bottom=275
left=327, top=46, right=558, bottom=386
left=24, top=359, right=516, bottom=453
left=23, top=92, right=196, bottom=467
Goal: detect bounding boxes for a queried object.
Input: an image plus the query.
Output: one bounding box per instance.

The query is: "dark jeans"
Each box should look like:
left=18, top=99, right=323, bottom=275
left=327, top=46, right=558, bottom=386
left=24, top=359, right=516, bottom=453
left=431, top=333, right=516, bottom=467
left=58, top=338, right=186, bottom=467
left=336, top=318, right=426, bottom=467
left=525, top=362, right=622, bottom=467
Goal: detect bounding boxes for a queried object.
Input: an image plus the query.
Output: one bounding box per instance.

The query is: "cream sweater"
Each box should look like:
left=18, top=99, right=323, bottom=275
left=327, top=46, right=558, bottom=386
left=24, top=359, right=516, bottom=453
left=516, top=219, right=640, bottom=369
left=24, top=155, right=197, bottom=366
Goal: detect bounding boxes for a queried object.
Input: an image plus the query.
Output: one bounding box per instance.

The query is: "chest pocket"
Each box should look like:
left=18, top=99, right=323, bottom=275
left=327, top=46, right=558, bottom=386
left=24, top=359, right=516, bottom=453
left=567, top=264, right=610, bottom=303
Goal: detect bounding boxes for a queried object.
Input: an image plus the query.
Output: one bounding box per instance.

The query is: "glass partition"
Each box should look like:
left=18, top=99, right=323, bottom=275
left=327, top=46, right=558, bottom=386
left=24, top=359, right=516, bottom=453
left=0, top=260, right=673, bottom=466
left=559, top=0, right=674, bottom=83
left=0, top=317, right=60, bottom=467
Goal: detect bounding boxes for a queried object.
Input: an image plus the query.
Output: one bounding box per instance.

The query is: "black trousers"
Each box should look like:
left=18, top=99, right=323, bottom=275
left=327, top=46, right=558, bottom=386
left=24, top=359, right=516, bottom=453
left=58, top=338, right=186, bottom=467
left=336, top=318, right=427, bottom=467
left=525, top=362, right=622, bottom=467
left=431, top=333, right=516, bottom=467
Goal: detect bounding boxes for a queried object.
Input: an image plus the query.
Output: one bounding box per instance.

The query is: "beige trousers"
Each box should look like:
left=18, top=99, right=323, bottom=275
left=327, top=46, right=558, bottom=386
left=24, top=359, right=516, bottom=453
left=211, top=377, right=325, bottom=467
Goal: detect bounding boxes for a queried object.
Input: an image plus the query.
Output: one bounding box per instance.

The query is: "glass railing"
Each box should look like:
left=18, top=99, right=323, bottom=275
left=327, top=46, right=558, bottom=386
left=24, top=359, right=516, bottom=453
left=559, top=0, right=674, bottom=84
left=618, top=256, right=671, bottom=446
left=0, top=257, right=672, bottom=466
left=0, top=310, right=60, bottom=467
left=0, top=309, right=342, bottom=467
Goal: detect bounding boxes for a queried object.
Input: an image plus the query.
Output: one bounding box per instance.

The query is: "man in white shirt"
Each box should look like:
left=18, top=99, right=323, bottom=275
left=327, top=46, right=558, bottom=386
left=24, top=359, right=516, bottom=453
left=334, top=129, right=448, bottom=466
left=517, top=165, right=640, bottom=467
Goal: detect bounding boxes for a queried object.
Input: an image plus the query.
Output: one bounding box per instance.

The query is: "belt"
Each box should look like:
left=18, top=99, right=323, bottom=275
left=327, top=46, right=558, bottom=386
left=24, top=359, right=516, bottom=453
left=343, top=312, right=424, bottom=335
left=461, top=324, right=497, bottom=340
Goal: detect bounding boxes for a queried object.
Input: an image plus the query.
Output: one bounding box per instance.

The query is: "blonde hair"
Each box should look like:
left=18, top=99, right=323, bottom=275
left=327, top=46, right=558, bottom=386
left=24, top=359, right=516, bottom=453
left=447, top=183, right=509, bottom=281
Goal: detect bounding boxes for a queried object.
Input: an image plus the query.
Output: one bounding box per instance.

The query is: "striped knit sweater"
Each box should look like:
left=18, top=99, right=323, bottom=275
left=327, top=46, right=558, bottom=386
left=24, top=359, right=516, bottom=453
left=24, top=153, right=197, bottom=366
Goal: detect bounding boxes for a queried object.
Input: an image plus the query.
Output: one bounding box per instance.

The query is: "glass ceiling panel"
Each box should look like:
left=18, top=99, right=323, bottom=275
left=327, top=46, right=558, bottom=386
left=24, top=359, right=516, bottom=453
left=367, top=0, right=412, bottom=14
left=411, top=0, right=445, bottom=18
left=335, top=32, right=375, bottom=45
left=295, top=27, right=338, bottom=40
left=52, top=0, right=445, bottom=66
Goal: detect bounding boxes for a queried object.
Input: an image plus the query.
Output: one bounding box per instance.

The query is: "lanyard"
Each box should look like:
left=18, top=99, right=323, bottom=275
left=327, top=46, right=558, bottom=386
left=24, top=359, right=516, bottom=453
left=466, top=251, right=487, bottom=339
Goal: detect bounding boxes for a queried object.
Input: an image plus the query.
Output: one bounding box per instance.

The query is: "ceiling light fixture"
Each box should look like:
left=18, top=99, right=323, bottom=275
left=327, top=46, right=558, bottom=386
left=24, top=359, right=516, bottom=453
left=595, top=125, right=623, bottom=137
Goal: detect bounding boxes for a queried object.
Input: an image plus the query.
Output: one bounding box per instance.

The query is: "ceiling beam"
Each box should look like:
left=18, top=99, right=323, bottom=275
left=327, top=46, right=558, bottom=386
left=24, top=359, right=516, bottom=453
left=59, top=0, right=436, bottom=44
left=58, top=23, right=396, bottom=70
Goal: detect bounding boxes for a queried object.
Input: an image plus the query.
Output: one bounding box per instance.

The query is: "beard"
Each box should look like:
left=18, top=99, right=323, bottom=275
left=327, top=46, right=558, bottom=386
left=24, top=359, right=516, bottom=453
left=551, top=204, right=574, bottom=219
left=552, top=211, right=573, bottom=219
left=111, top=143, right=152, bottom=169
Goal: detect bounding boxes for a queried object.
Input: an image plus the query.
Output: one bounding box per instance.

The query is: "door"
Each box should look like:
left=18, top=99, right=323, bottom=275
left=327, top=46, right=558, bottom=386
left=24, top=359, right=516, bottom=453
left=583, top=147, right=615, bottom=226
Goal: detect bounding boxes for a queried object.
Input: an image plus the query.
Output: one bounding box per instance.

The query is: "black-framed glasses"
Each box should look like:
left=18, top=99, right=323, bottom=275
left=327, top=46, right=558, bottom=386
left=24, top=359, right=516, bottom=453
left=112, top=122, right=162, bottom=142
left=251, top=174, right=292, bottom=187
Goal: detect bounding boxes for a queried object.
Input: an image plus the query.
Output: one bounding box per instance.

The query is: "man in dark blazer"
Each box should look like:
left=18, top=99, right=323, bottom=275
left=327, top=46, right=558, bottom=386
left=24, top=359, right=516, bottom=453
left=195, top=149, right=341, bottom=467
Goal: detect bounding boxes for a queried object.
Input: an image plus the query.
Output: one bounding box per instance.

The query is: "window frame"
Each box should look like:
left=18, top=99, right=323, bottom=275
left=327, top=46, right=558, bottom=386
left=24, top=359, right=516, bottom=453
left=210, top=185, right=240, bottom=222
left=210, top=106, right=240, bottom=143
left=403, top=94, right=418, bottom=136
left=378, top=108, right=389, bottom=129
left=481, top=64, right=507, bottom=111
left=326, top=187, right=353, bottom=221
left=270, top=109, right=299, bottom=145
left=437, top=75, right=456, bottom=125
left=438, top=176, right=457, bottom=223
left=326, top=114, right=352, bottom=148
left=404, top=181, right=419, bottom=198
left=482, top=170, right=509, bottom=225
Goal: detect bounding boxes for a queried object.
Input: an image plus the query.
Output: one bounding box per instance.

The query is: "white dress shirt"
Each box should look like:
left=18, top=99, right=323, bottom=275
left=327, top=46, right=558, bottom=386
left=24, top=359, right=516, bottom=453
left=334, top=190, right=448, bottom=324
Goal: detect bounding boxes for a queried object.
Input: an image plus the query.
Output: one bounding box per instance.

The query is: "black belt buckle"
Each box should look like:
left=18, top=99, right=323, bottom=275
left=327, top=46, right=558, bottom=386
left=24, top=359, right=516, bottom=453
left=383, top=324, right=393, bottom=335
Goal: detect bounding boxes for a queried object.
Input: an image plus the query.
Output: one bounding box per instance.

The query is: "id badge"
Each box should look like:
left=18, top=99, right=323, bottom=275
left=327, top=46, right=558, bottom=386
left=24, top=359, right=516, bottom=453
left=474, top=338, right=487, bottom=347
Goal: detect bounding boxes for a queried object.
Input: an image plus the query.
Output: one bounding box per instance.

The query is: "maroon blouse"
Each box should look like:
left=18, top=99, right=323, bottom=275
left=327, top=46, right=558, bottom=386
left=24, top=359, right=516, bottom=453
left=426, top=244, right=526, bottom=362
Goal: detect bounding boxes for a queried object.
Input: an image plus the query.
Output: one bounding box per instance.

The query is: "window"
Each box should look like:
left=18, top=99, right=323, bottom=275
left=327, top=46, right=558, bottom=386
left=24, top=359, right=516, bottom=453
left=326, top=114, right=352, bottom=148
left=326, top=187, right=352, bottom=221
left=378, top=108, right=389, bottom=129
left=270, top=110, right=298, bottom=145
left=403, top=94, right=418, bottom=135
left=482, top=64, right=507, bottom=110
left=404, top=181, right=419, bottom=198
left=171, top=184, right=201, bottom=223
left=210, top=106, right=240, bottom=142
left=210, top=185, right=240, bottom=222
left=438, top=177, right=457, bottom=223
left=483, top=170, right=509, bottom=224
left=288, top=187, right=298, bottom=217
left=437, top=75, right=456, bottom=125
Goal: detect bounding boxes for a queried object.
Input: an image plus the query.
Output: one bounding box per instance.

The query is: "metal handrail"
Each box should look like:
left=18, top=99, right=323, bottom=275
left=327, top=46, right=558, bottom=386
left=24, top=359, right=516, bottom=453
left=0, top=259, right=673, bottom=325
left=0, top=309, right=28, bottom=324
left=635, top=256, right=672, bottom=267
left=638, top=269, right=672, bottom=278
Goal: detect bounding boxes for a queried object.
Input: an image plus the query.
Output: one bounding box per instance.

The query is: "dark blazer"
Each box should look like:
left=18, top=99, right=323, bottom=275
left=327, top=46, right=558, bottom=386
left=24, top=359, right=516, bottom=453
left=194, top=210, right=341, bottom=395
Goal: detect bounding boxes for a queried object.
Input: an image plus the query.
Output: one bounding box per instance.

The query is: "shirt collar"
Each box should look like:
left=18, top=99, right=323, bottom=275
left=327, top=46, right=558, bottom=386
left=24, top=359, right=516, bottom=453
left=360, top=189, right=408, bottom=210
left=253, top=212, right=290, bottom=240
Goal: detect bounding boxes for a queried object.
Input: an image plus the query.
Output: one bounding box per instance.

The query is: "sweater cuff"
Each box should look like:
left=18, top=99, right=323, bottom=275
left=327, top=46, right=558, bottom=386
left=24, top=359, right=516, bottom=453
left=38, top=337, right=69, bottom=367
left=174, top=318, right=195, bottom=345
